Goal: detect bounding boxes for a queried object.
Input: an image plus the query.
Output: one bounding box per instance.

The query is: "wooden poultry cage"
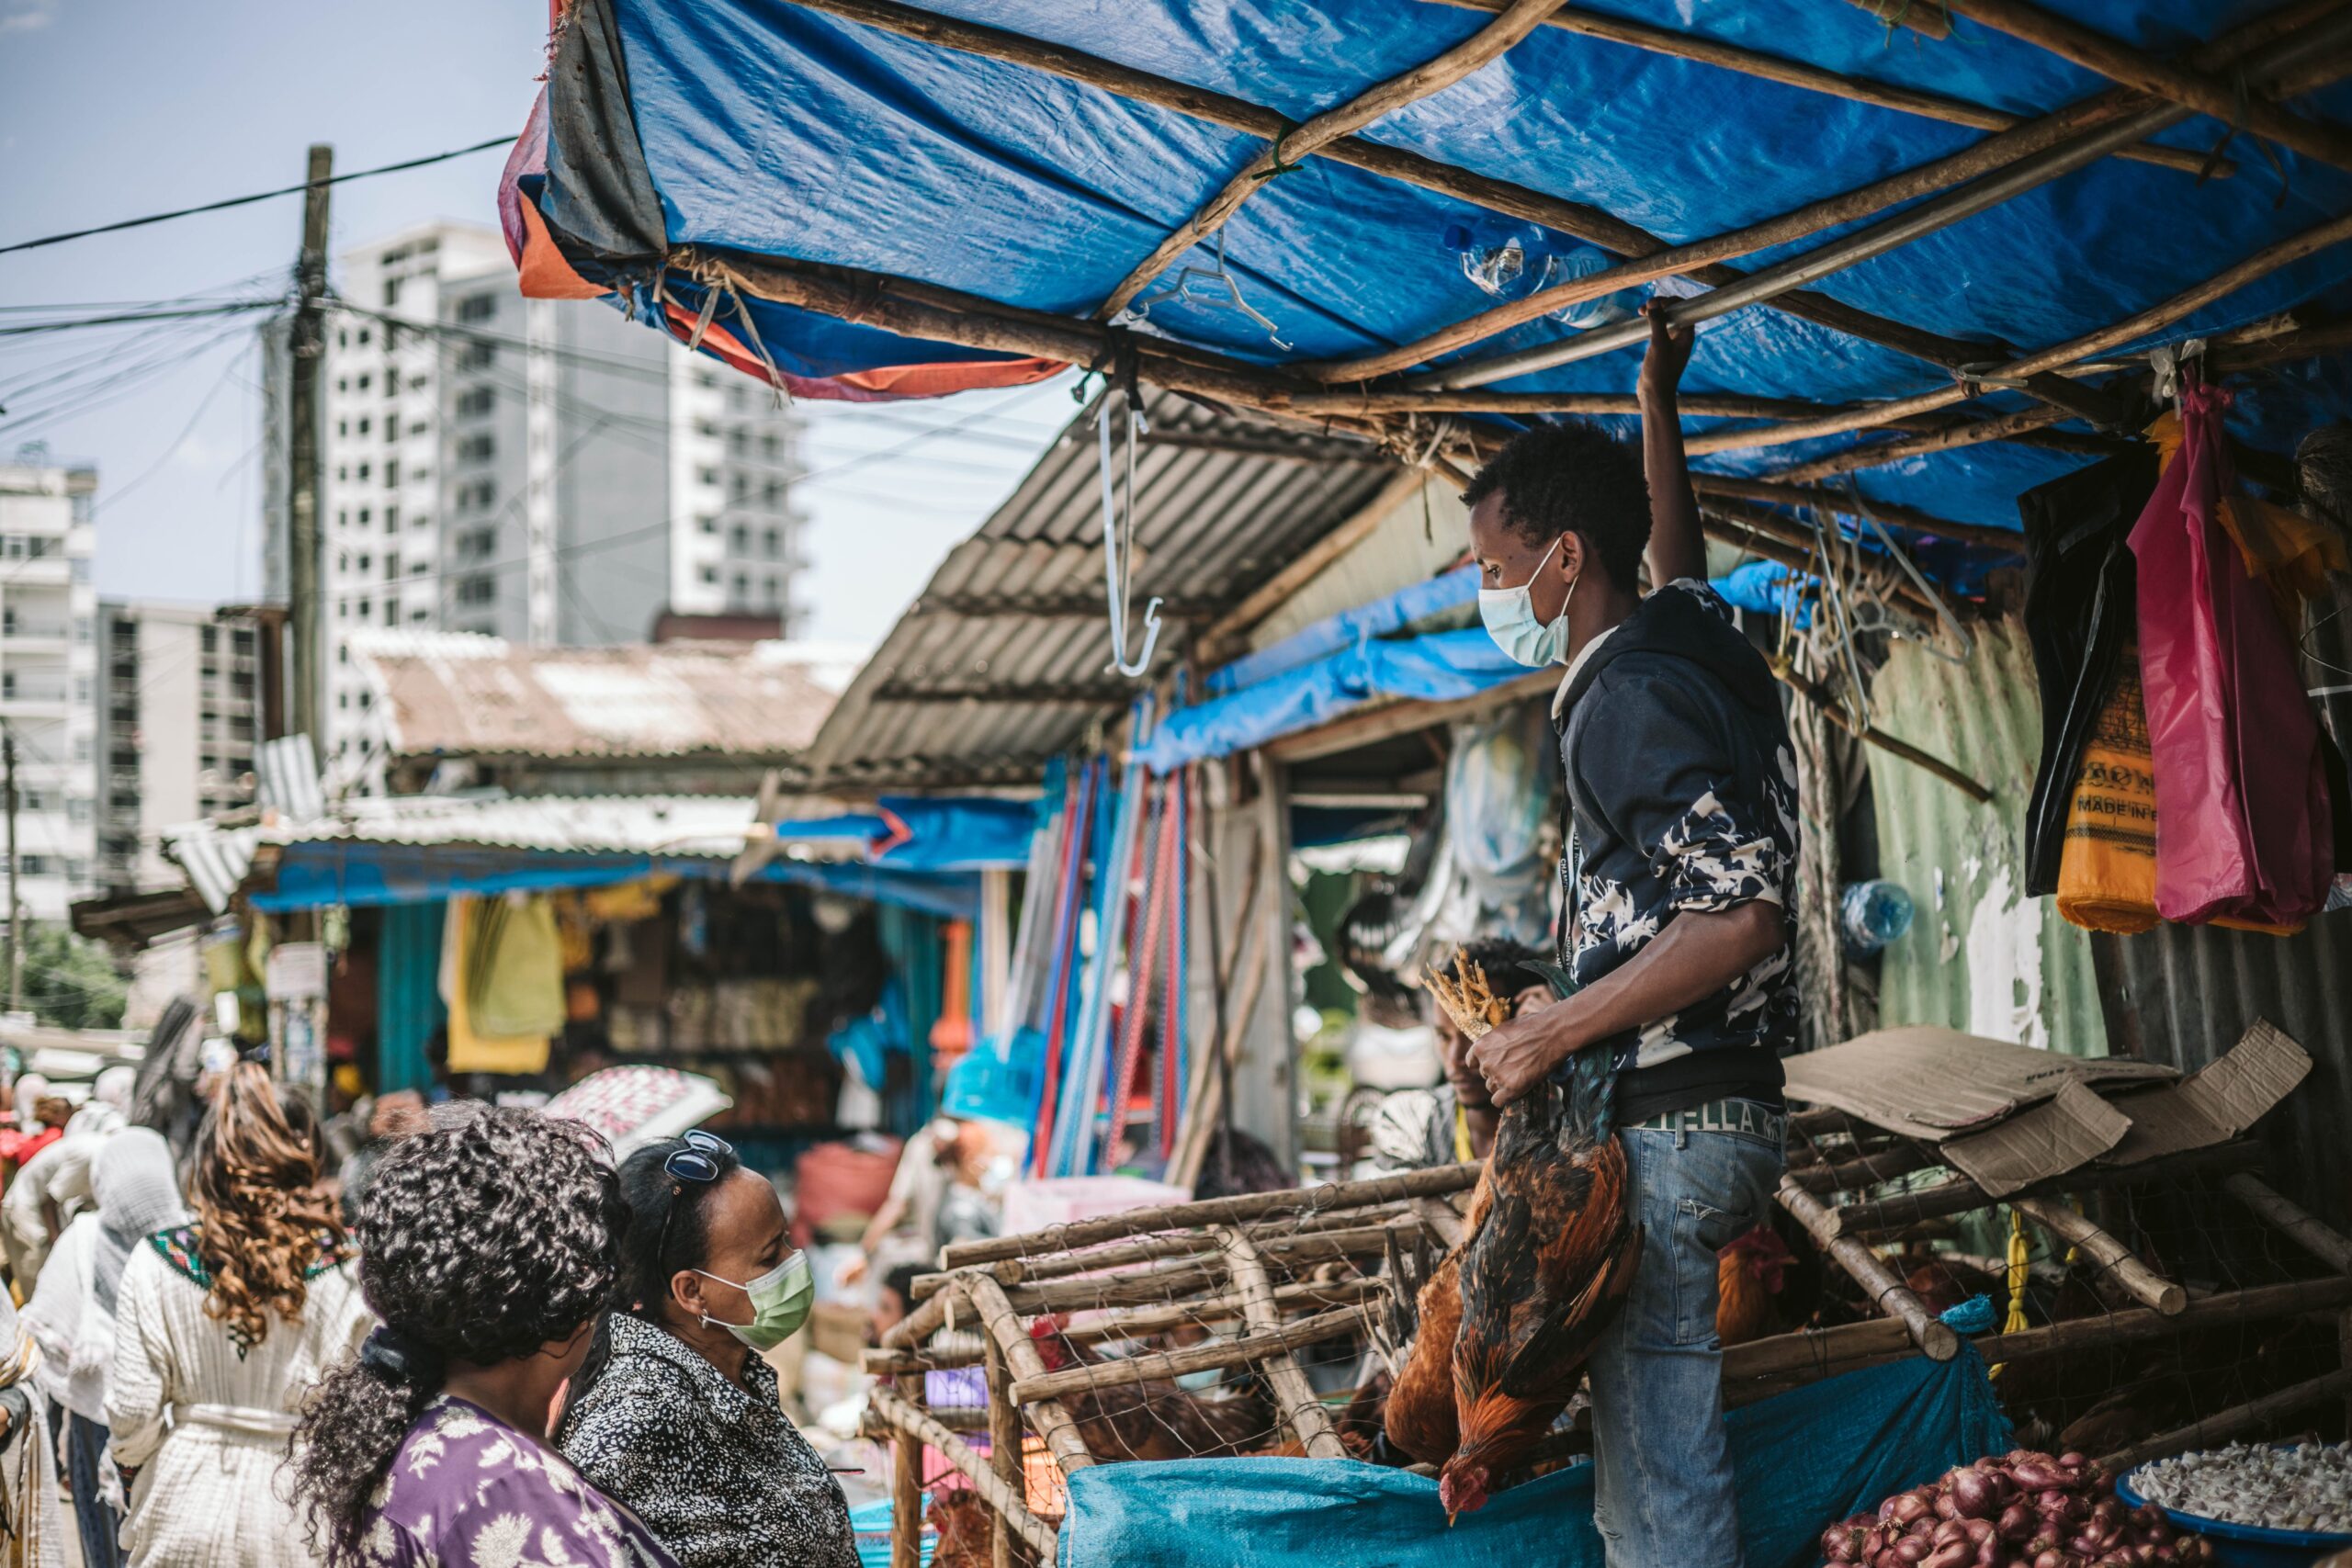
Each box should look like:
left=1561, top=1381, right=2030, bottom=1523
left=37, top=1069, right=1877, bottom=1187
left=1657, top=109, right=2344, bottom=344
left=860, top=1162, right=1484, bottom=1567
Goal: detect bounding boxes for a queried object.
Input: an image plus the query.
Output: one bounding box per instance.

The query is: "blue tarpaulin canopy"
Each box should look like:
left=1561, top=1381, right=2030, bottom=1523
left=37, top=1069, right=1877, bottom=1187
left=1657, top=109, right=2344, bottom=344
left=511, top=0, right=2352, bottom=547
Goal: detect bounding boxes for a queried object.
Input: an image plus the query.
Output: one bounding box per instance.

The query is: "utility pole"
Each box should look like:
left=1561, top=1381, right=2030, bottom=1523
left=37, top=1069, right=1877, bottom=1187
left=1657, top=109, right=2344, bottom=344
left=287, top=143, right=332, bottom=750
left=5, top=727, right=21, bottom=1015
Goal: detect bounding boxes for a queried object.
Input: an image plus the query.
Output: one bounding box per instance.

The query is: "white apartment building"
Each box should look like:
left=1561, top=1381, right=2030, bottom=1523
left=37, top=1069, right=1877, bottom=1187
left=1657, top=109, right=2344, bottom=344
left=95, top=602, right=259, bottom=892
left=0, top=453, right=99, bottom=921
left=265, top=221, right=808, bottom=785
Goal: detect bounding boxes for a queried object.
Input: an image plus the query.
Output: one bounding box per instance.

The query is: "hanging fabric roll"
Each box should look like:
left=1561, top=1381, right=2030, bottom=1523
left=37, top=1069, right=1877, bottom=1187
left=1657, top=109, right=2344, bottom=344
left=1031, top=758, right=1098, bottom=1179
left=1104, top=777, right=1170, bottom=1168
left=1158, top=766, right=1190, bottom=1163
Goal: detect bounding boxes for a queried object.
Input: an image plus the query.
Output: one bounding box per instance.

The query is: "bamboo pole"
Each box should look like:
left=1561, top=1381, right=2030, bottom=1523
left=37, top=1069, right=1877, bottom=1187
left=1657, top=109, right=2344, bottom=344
left=943, top=1164, right=1484, bottom=1269
left=765, top=0, right=2049, bottom=377
left=2098, top=1368, right=2352, bottom=1474
left=1429, top=0, right=2220, bottom=172
left=1213, top=1227, right=1349, bottom=1459
left=891, top=1372, right=922, bottom=1568
left=882, top=1273, right=963, bottom=1348
left=2222, top=1174, right=2352, bottom=1274
left=1786, top=1140, right=1940, bottom=1195
left=1765, top=404, right=2075, bottom=484
left=916, top=1202, right=1415, bottom=1298
left=1943, top=0, right=2352, bottom=173
left=1688, top=476, right=2022, bottom=552
left=1169, top=886, right=1271, bottom=1191
left=1006, top=1304, right=1373, bottom=1404
left=871, top=1384, right=1063, bottom=1561
left=965, top=1276, right=1099, bottom=1475
left=2013, top=1197, right=2187, bottom=1315
left=1843, top=0, right=1951, bottom=38
left=1094, top=0, right=1568, bottom=320
left=1833, top=1140, right=2267, bottom=1235
left=983, top=1333, right=1025, bottom=1568
left=1314, top=83, right=2183, bottom=382
left=1000, top=1220, right=1420, bottom=1315
left=1410, top=15, right=2352, bottom=389
left=1778, top=1178, right=1962, bottom=1360
left=1772, top=657, right=1996, bottom=805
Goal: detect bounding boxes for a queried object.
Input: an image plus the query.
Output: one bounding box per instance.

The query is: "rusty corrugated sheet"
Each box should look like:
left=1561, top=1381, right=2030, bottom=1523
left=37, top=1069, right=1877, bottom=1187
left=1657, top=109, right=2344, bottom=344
left=1867, top=618, right=2109, bottom=1057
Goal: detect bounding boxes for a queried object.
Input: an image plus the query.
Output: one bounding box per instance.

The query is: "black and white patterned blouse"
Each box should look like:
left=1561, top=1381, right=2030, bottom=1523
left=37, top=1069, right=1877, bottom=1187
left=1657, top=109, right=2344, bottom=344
left=557, top=1313, right=858, bottom=1568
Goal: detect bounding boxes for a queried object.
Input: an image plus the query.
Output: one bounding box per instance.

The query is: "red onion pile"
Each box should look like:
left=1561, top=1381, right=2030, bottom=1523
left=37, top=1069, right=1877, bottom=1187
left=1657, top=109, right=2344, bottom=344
left=1819, top=1450, right=2213, bottom=1568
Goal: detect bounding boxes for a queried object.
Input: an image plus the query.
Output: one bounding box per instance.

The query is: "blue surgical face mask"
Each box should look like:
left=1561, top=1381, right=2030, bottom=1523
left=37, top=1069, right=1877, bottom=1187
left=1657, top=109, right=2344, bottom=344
left=1478, top=535, right=1577, bottom=667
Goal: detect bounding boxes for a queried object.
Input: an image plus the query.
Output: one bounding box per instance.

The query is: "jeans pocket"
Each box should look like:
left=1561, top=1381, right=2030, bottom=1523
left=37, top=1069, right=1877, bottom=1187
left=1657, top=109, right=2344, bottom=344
left=1672, top=1197, right=1747, bottom=1345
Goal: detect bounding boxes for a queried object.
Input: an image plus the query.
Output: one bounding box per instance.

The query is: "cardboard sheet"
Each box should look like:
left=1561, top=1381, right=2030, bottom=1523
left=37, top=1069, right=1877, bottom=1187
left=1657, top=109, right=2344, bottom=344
left=1781, top=1026, right=2175, bottom=1142
left=2098, top=1019, right=2312, bottom=1167
left=1939, top=1079, right=2132, bottom=1197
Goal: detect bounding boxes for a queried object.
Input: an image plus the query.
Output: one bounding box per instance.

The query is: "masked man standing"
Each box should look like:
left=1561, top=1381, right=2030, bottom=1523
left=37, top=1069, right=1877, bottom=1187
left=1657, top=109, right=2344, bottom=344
left=1462, top=306, right=1799, bottom=1568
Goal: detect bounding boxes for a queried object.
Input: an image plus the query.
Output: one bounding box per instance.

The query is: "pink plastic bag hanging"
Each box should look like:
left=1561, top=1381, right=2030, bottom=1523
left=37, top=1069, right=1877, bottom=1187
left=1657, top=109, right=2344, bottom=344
left=2128, top=378, right=2333, bottom=929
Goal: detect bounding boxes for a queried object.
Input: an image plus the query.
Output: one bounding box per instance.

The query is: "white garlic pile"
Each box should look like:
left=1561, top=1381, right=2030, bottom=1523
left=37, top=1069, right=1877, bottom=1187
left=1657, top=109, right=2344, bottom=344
left=2133, top=1441, right=2352, bottom=1534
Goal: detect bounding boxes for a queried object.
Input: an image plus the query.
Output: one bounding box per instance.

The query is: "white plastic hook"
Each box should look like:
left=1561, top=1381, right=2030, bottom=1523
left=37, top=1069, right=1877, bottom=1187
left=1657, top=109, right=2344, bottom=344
left=1099, top=392, right=1162, bottom=679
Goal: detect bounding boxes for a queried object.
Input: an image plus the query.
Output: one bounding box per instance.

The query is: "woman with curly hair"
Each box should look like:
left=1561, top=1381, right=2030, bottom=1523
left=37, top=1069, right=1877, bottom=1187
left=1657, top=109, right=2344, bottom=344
left=105, top=1060, right=368, bottom=1567
left=287, top=1103, right=676, bottom=1568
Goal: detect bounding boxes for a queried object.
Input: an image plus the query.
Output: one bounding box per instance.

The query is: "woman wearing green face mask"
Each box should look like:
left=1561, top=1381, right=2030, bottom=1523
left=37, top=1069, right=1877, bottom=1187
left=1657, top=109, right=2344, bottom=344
left=556, top=1131, right=856, bottom=1568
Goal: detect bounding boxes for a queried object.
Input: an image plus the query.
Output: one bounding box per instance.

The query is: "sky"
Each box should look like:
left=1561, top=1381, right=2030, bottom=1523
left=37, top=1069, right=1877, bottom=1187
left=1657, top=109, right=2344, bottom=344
left=0, top=0, right=1069, bottom=647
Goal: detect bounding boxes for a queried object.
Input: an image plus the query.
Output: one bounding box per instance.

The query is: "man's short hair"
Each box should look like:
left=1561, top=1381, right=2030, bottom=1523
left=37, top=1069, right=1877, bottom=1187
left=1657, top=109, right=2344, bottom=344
left=882, top=1262, right=923, bottom=1308
left=1461, top=421, right=1651, bottom=592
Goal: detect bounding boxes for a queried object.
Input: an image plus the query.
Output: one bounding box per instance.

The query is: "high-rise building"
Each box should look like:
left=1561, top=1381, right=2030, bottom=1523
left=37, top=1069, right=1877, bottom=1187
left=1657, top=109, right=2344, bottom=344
left=264, top=221, right=807, bottom=787
left=0, top=453, right=99, bottom=921
left=95, top=602, right=259, bottom=892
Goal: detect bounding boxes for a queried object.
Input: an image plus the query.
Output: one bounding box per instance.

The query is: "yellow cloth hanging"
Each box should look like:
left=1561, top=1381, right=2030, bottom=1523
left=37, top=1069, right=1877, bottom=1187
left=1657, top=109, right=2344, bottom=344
left=583, top=875, right=673, bottom=923
left=441, top=898, right=551, bottom=1077
left=1453, top=1104, right=1474, bottom=1165
left=2055, top=649, right=2161, bottom=934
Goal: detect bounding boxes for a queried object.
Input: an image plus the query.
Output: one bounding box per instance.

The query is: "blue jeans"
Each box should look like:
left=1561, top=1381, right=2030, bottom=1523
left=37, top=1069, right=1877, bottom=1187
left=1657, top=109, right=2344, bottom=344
left=1586, top=1117, right=1784, bottom=1568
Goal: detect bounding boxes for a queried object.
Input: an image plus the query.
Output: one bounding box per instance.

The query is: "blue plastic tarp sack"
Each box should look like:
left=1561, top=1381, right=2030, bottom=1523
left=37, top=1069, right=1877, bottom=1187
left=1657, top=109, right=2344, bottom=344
left=1206, top=566, right=1480, bottom=697
left=1057, top=1348, right=2012, bottom=1568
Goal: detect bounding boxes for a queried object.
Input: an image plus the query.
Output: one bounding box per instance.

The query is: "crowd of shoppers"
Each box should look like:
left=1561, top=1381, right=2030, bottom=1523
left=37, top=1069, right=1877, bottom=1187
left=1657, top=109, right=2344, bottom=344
left=0, top=1053, right=875, bottom=1568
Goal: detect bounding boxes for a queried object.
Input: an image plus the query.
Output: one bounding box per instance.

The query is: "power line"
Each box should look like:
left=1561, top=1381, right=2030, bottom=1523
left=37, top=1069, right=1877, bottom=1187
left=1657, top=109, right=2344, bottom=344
left=0, top=301, right=283, bottom=338
left=0, top=136, right=515, bottom=257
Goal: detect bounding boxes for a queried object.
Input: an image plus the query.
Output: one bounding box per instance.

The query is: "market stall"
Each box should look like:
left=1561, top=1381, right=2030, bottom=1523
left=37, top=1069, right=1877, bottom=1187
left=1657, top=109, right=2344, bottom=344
left=493, top=0, right=2352, bottom=1560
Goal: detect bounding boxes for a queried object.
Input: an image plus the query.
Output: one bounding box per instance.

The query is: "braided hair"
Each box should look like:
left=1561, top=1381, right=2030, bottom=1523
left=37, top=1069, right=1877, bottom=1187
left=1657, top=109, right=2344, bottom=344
left=287, top=1106, right=626, bottom=1568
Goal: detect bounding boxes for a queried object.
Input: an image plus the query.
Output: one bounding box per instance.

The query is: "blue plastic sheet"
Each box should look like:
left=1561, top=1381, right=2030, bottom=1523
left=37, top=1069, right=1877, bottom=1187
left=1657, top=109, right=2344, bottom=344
left=1207, top=566, right=1479, bottom=696
left=1139, top=626, right=1521, bottom=771
left=771, top=795, right=1038, bottom=871
left=1057, top=1348, right=2012, bottom=1568
left=541, top=0, right=2352, bottom=539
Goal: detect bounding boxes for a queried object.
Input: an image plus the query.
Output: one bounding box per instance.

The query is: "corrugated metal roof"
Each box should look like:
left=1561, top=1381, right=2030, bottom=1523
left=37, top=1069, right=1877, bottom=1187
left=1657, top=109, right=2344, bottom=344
left=805, top=389, right=1401, bottom=787
left=1869, top=618, right=2108, bottom=1057
left=162, top=794, right=759, bottom=911
left=349, top=633, right=843, bottom=761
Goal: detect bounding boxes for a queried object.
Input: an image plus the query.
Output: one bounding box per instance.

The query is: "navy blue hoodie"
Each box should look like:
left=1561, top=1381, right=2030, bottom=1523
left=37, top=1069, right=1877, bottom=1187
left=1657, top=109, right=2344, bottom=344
left=1554, top=581, right=1798, bottom=1122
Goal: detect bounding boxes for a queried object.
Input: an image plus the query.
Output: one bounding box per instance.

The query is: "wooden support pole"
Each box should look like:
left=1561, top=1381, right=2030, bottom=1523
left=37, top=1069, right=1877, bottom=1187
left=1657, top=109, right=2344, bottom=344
left=1411, top=14, right=2352, bottom=389
left=916, top=1202, right=1416, bottom=1298
left=2222, top=1173, right=2352, bottom=1274
left=1778, top=1178, right=1962, bottom=1360
left=1944, top=0, right=2352, bottom=174
left=983, top=1333, right=1026, bottom=1568
left=966, top=1276, right=1099, bottom=1476
left=1772, top=659, right=1996, bottom=805
left=1785, top=1140, right=1939, bottom=1195
left=1765, top=404, right=2076, bottom=484
left=1425, top=0, right=2216, bottom=173
left=872, top=1385, right=1063, bottom=1562
left=1689, top=475, right=2022, bottom=553
left=1833, top=1139, right=2266, bottom=1235
left=1214, top=1227, right=1348, bottom=1459
left=1093, top=0, right=1568, bottom=321
left=768, top=0, right=2064, bottom=378
left=2013, top=1196, right=2187, bottom=1315
left=944, top=1163, right=1483, bottom=1268
left=1000, top=1219, right=1423, bottom=1315
left=882, top=1273, right=963, bottom=1348
left=891, top=1372, right=922, bottom=1568
left=2097, top=1368, right=2352, bottom=1474
left=1006, top=1304, right=1373, bottom=1404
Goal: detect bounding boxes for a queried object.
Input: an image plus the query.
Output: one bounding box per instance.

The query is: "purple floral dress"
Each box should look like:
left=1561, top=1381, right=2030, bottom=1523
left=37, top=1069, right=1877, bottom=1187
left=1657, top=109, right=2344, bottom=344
left=360, top=1396, right=680, bottom=1568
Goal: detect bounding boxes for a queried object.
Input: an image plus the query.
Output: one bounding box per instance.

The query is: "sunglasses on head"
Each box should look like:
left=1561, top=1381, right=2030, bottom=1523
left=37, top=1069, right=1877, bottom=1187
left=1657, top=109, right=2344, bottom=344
left=653, top=1130, right=736, bottom=1277
left=664, top=1129, right=734, bottom=1185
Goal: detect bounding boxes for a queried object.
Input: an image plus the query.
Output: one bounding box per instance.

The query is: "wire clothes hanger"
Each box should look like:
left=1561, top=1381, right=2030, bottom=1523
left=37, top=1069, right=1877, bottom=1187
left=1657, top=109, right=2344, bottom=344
left=1129, top=231, right=1292, bottom=351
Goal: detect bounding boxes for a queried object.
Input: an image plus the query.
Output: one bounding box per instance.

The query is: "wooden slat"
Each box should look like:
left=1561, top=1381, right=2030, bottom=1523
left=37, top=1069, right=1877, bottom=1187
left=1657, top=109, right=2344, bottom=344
left=1214, top=1227, right=1348, bottom=1458
left=2098, top=1368, right=2352, bottom=1473
left=1006, top=1303, right=1372, bottom=1404
left=871, top=1384, right=1062, bottom=1561
left=2012, top=1196, right=2186, bottom=1315
left=967, top=1276, right=1098, bottom=1475
left=1778, top=1178, right=1961, bottom=1360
